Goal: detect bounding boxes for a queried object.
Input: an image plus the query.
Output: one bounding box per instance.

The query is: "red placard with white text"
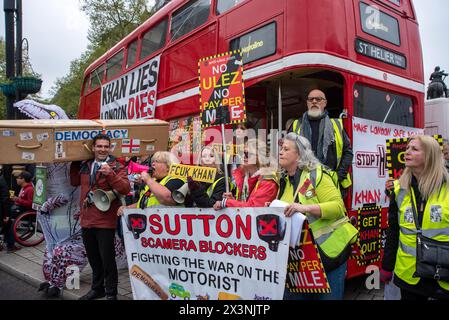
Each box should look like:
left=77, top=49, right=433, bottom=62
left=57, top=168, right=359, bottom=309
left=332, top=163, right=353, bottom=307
left=286, top=222, right=330, bottom=294
left=198, top=51, right=246, bottom=128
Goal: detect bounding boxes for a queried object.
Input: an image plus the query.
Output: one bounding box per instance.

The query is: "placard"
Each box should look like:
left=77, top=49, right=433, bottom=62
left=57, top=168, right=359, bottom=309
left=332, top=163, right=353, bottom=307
left=286, top=222, right=330, bottom=294
left=122, top=207, right=290, bottom=300
left=32, top=166, right=47, bottom=210
left=350, top=204, right=382, bottom=266
left=199, top=51, right=246, bottom=128
left=168, top=164, right=217, bottom=183
left=351, top=117, right=423, bottom=209
left=385, top=134, right=444, bottom=180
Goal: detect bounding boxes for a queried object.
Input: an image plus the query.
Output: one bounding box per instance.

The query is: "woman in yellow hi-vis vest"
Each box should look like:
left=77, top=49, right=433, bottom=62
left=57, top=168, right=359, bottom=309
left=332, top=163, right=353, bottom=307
left=381, top=135, right=449, bottom=300
left=279, top=133, right=358, bottom=300
left=117, top=151, right=184, bottom=215
left=184, top=146, right=226, bottom=208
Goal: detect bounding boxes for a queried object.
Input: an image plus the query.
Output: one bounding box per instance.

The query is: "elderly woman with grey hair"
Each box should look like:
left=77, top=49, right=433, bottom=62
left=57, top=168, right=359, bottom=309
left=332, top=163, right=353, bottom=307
left=278, top=132, right=358, bottom=300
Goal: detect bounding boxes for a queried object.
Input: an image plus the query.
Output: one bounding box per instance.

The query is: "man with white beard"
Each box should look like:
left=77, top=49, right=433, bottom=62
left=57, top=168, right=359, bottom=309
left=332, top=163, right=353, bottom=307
left=289, top=89, right=353, bottom=195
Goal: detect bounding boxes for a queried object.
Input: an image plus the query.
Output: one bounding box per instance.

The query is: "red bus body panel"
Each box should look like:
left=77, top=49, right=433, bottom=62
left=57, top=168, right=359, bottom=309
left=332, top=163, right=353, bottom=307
left=78, top=0, right=424, bottom=279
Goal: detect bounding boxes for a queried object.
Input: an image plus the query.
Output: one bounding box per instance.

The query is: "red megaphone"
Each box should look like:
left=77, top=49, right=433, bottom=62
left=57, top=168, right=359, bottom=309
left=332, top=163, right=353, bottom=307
left=127, top=161, right=150, bottom=175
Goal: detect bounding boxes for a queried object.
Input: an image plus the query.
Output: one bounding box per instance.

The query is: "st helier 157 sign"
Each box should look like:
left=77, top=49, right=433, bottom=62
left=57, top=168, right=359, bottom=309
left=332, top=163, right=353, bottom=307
left=355, top=38, right=406, bottom=69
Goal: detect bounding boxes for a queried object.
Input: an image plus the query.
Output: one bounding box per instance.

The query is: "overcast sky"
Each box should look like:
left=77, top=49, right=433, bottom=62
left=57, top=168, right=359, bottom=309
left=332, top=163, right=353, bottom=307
left=1, top=0, right=448, bottom=100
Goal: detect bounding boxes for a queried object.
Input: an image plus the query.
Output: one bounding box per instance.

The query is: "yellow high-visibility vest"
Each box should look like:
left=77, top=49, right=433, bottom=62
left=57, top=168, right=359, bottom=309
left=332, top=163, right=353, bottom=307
left=393, top=180, right=449, bottom=290
left=278, top=165, right=358, bottom=256
left=137, top=175, right=176, bottom=208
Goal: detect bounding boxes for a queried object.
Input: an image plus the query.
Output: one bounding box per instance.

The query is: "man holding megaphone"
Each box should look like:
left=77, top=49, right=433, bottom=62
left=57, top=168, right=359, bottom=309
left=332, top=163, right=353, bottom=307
left=70, top=134, right=130, bottom=300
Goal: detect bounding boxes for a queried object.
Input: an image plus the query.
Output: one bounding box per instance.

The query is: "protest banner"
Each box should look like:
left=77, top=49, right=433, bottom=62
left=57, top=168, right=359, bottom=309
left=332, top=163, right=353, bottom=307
left=198, top=51, right=246, bottom=128
left=351, top=117, right=423, bottom=210
left=32, top=166, right=47, bottom=210
left=122, top=207, right=290, bottom=300
left=198, top=50, right=247, bottom=192
left=286, top=221, right=330, bottom=294
left=386, top=134, right=444, bottom=180
left=168, top=164, right=217, bottom=183
left=100, top=55, right=160, bottom=120
left=350, top=204, right=382, bottom=266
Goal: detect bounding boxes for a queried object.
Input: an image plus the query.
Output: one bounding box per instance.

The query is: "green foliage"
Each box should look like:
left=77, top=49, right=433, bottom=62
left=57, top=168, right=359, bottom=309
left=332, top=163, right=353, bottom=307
left=50, top=0, right=153, bottom=118
left=81, top=0, right=151, bottom=48
left=0, top=38, right=41, bottom=119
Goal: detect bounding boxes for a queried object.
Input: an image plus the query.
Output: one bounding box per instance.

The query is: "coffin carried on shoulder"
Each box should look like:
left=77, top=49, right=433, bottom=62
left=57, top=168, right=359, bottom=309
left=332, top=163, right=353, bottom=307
left=0, top=119, right=168, bottom=164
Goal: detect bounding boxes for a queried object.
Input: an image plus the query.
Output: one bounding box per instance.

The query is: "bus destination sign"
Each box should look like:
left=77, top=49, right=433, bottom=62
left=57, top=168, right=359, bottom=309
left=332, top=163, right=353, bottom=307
left=355, top=38, right=406, bottom=69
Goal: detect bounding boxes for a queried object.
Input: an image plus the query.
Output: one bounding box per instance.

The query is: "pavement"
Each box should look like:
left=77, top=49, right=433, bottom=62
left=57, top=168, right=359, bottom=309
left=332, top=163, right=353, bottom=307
left=0, top=242, right=133, bottom=300
left=0, top=242, right=384, bottom=300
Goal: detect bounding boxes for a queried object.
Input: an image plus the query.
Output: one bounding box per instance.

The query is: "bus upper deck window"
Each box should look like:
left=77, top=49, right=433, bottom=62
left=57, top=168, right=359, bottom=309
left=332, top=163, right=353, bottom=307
left=216, top=0, right=244, bottom=15
left=353, top=84, right=414, bottom=127
left=170, top=0, right=211, bottom=42
left=126, top=40, right=138, bottom=69
left=90, top=65, right=104, bottom=91
left=140, top=19, right=168, bottom=60
left=106, top=50, right=124, bottom=81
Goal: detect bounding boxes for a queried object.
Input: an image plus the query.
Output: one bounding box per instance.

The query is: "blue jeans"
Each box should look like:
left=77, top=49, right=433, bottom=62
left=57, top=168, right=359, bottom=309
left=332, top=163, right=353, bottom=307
left=283, top=261, right=347, bottom=300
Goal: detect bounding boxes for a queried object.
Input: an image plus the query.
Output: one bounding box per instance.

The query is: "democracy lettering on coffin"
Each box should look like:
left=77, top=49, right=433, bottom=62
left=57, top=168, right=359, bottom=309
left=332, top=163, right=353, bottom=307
left=100, top=56, right=160, bottom=120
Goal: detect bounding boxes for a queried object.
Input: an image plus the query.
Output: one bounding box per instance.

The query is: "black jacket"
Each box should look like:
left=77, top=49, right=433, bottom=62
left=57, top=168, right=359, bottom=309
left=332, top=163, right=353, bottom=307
left=184, top=174, right=226, bottom=208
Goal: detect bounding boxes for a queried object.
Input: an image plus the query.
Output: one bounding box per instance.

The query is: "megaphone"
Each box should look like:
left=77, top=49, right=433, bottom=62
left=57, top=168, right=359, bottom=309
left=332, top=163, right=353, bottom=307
left=127, top=161, right=150, bottom=175
left=171, top=183, right=189, bottom=204
left=93, top=189, right=126, bottom=212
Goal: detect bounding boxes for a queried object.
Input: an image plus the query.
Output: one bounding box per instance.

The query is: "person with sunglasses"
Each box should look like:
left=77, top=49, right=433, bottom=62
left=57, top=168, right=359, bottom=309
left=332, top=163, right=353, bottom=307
left=288, top=89, right=353, bottom=196
left=213, top=139, right=278, bottom=210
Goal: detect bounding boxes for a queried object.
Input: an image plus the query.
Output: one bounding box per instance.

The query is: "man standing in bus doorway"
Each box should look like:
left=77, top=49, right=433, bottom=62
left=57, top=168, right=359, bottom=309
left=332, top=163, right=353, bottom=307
left=70, top=134, right=130, bottom=300
left=289, top=89, right=353, bottom=196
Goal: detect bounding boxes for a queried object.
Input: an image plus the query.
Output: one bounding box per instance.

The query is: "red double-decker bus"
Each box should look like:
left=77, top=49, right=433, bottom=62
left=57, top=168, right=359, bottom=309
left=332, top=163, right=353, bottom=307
left=78, top=0, right=425, bottom=278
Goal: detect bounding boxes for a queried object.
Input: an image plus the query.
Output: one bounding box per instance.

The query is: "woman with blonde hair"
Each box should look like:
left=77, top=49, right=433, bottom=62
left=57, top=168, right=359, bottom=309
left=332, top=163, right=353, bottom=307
left=381, top=135, right=449, bottom=300
left=184, top=145, right=226, bottom=208
left=117, top=151, right=185, bottom=214
left=213, top=139, right=278, bottom=209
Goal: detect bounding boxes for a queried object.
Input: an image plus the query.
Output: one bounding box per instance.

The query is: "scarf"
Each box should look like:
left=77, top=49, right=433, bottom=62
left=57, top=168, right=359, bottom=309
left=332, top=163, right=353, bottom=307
left=300, top=111, right=334, bottom=162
